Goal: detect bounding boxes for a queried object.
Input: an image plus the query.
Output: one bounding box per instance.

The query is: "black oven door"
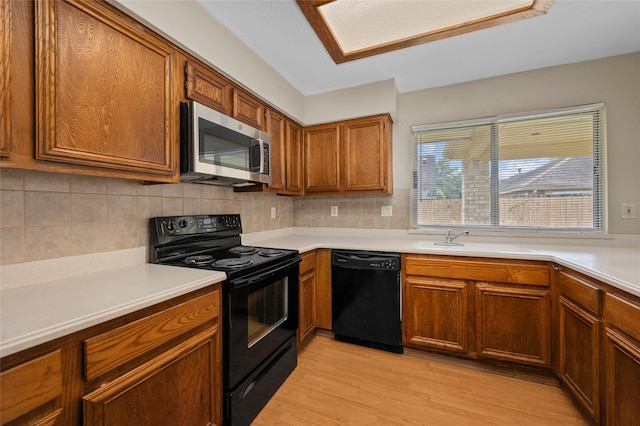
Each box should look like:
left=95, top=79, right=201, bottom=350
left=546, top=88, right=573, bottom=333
left=225, top=257, right=300, bottom=390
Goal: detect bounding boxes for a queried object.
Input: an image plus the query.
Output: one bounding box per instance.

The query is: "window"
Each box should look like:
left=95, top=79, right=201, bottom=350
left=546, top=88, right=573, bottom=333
left=411, top=104, right=604, bottom=232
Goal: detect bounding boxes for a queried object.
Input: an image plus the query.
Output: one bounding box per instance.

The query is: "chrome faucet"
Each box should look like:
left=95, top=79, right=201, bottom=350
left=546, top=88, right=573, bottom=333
left=435, top=229, right=469, bottom=246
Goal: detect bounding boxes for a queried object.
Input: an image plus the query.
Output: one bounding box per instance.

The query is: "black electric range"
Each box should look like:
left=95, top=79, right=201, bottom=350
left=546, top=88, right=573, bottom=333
left=149, top=214, right=300, bottom=426
left=149, top=214, right=298, bottom=279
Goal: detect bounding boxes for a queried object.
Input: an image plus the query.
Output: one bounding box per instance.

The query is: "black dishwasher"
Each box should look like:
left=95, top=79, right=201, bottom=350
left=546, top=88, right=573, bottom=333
left=332, top=249, right=403, bottom=354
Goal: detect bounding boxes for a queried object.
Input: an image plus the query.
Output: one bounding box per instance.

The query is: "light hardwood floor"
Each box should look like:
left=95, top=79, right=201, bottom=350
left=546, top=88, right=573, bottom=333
left=253, top=335, right=587, bottom=425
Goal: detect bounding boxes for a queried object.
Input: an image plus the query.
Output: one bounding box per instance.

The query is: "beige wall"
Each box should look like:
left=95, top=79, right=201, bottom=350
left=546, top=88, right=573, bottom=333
left=0, top=169, right=293, bottom=265
left=305, top=79, right=399, bottom=125
left=396, top=53, right=640, bottom=235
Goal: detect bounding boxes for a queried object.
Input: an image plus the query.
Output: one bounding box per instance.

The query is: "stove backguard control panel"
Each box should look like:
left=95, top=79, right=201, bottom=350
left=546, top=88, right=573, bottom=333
left=151, top=214, right=242, bottom=246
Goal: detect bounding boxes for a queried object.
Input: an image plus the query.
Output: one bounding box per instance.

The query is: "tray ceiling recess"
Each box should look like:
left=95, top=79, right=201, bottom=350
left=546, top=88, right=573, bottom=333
left=296, top=0, right=554, bottom=64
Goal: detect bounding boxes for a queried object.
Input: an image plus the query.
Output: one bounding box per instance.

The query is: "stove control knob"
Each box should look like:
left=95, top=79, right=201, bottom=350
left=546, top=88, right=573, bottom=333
left=178, top=219, right=189, bottom=228
left=165, top=220, right=176, bottom=232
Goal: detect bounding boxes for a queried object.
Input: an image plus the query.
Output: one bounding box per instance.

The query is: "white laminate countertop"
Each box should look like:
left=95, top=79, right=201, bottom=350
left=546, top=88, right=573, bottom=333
left=2, top=228, right=638, bottom=359
left=244, top=229, right=640, bottom=299
left=0, top=263, right=226, bottom=358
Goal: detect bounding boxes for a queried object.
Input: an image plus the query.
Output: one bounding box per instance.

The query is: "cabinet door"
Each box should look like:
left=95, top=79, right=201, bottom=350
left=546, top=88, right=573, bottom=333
left=304, top=124, right=340, bottom=193
left=554, top=266, right=603, bottom=423
left=603, top=293, right=640, bottom=425
left=232, top=89, right=264, bottom=129
left=1, top=0, right=11, bottom=157
left=1, top=350, right=63, bottom=425
left=266, top=109, right=286, bottom=191
left=299, top=271, right=317, bottom=345
left=475, top=283, right=551, bottom=367
left=285, top=120, right=303, bottom=194
left=35, top=0, right=177, bottom=178
left=558, top=296, right=601, bottom=422
left=341, top=115, right=391, bottom=193
left=185, top=60, right=232, bottom=115
left=83, top=326, right=222, bottom=426
left=298, top=251, right=317, bottom=345
left=403, top=275, right=469, bottom=353
left=315, top=249, right=333, bottom=330
left=1, top=0, right=34, bottom=162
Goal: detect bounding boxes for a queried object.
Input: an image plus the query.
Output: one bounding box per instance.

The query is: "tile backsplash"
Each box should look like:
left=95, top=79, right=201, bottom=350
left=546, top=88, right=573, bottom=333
left=0, top=169, right=293, bottom=265
left=0, top=169, right=410, bottom=265
left=293, top=189, right=410, bottom=230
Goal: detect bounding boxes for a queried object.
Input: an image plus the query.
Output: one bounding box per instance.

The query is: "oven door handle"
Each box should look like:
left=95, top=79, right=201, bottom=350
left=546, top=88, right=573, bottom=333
left=230, top=257, right=301, bottom=289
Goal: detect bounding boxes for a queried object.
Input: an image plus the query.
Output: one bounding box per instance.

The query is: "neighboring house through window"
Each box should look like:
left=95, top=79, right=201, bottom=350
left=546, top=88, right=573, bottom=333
left=411, top=104, right=604, bottom=232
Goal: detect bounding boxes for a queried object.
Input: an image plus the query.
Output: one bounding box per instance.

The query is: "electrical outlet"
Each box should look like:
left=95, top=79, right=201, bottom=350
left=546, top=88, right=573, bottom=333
left=622, top=203, right=637, bottom=219
left=271, top=207, right=276, bottom=219
left=331, top=206, right=338, bottom=217
left=381, top=206, right=393, bottom=217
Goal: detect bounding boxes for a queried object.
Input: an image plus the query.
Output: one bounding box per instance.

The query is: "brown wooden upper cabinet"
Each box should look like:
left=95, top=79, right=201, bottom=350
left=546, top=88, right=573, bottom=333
left=304, top=114, right=393, bottom=195
left=1, top=0, right=12, bottom=158
left=184, top=60, right=233, bottom=116
left=265, top=109, right=303, bottom=195
left=1, top=0, right=35, bottom=164
left=34, top=0, right=179, bottom=181
left=232, top=89, right=265, bottom=130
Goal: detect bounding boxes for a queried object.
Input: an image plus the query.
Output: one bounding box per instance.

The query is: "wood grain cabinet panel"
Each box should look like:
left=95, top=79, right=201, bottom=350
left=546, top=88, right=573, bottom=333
left=403, top=254, right=551, bottom=370
left=553, top=266, right=603, bottom=423
left=35, top=0, right=178, bottom=179
left=341, top=115, right=392, bottom=192
left=284, top=120, right=303, bottom=194
left=266, top=109, right=287, bottom=191
left=0, top=350, right=63, bottom=425
left=1, top=0, right=11, bottom=157
left=232, top=89, right=265, bottom=130
left=84, top=291, right=220, bottom=381
left=558, top=295, right=601, bottom=422
left=185, top=60, right=232, bottom=115
left=475, top=282, right=551, bottom=367
left=303, top=114, right=393, bottom=195
left=298, top=251, right=317, bottom=346
left=403, top=275, right=470, bottom=353
left=603, top=293, right=640, bottom=425
left=315, top=248, right=333, bottom=330
left=304, top=124, right=341, bottom=193
left=0, top=0, right=34, bottom=163
left=83, top=326, right=221, bottom=426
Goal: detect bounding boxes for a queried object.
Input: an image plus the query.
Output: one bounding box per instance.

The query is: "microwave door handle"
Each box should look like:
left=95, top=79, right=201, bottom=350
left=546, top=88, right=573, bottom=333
left=258, top=138, right=266, bottom=173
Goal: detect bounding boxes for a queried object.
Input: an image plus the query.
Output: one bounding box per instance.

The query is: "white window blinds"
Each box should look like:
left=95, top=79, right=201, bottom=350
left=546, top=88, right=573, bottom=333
left=411, top=104, right=604, bottom=232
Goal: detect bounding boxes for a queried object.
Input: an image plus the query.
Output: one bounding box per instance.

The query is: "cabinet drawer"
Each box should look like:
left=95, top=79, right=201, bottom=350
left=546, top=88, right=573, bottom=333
left=557, top=270, right=602, bottom=315
left=404, top=255, right=550, bottom=286
left=1, top=350, right=62, bottom=424
left=85, top=291, right=220, bottom=381
left=300, top=251, right=316, bottom=275
left=604, top=293, right=640, bottom=341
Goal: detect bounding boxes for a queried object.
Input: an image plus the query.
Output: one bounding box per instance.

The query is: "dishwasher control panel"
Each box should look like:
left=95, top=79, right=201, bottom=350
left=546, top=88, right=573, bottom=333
left=332, top=250, right=400, bottom=271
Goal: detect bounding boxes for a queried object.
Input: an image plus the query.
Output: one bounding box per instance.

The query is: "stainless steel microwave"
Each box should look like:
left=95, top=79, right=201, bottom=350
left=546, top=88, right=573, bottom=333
left=180, top=101, right=271, bottom=186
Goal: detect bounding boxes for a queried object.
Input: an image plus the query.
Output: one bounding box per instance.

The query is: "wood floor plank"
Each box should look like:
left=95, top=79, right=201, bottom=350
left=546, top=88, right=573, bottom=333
left=253, top=336, right=586, bottom=425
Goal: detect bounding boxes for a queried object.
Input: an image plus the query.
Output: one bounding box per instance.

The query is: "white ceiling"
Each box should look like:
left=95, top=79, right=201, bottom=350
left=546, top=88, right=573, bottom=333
left=197, top=0, right=640, bottom=96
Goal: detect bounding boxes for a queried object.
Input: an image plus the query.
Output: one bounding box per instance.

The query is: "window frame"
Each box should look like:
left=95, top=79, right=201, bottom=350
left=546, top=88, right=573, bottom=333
left=410, top=103, right=606, bottom=234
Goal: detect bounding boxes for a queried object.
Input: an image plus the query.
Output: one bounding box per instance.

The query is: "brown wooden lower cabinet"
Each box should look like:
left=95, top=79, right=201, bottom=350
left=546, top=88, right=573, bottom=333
left=554, top=266, right=603, bottom=424
left=475, top=282, right=550, bottom=367
left=403, top=275, right=469, bottom=353
left=0, top=285, right=222, bottom=426
left=298, top=251, right=317, bottom=345
left=603, top=293, right=640, bottom=425
left=558, top=296, right=601, bottom=421
left=0, top=350, right=63, bottom=425
left=402, top=254, right=551, bottom=369
left=83, top=327, right=220, bottom=426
